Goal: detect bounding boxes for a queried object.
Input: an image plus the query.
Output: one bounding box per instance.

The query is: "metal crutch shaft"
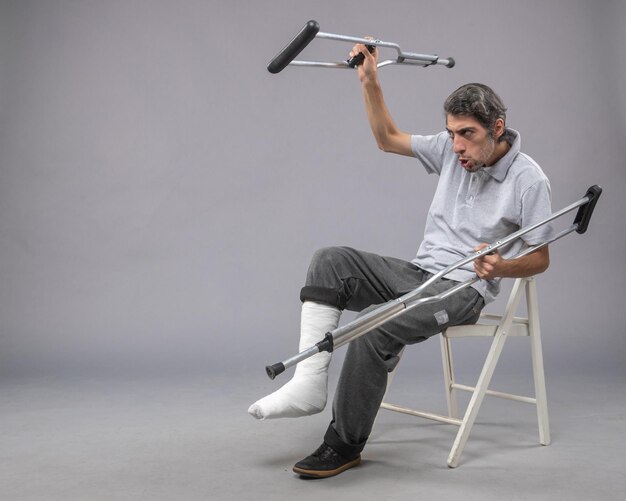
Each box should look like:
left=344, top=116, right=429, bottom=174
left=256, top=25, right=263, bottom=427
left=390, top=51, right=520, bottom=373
left=265, top=185, right=602, bottom=379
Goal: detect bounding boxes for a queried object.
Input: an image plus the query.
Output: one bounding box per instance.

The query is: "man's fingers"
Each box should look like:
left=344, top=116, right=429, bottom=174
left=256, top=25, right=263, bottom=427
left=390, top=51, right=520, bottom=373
left=474, top=258, right=495, bottom=279
left=352, top=43, right=366, bottom=55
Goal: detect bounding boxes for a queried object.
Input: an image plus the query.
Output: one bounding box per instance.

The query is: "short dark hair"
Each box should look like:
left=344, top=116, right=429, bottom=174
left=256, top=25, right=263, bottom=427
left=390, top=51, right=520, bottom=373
left=444, top=83, right=508, bottom=139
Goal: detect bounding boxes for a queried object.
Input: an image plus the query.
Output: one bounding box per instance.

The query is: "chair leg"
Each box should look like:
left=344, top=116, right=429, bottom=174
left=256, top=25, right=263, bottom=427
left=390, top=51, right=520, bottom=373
left=440, top=333, right=459, bottom=419
left=447, top=278, right=526, bottom=468
left=383, top=346, right=405, bottom=400
left=526, top=278, right=551, bottom=445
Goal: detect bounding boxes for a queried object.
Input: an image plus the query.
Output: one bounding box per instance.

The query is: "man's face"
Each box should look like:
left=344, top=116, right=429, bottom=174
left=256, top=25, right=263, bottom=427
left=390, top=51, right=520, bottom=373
left=446, top=114, right=497, bottom=172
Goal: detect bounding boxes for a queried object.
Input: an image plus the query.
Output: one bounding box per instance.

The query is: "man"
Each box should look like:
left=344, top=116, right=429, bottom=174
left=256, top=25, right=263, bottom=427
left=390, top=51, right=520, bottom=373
left=249, top=43, right=552, bottom=478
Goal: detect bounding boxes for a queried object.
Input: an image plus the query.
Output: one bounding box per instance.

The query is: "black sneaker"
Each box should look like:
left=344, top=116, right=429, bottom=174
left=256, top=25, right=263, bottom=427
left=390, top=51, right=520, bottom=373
left=293, top=443, right=361, bottom=478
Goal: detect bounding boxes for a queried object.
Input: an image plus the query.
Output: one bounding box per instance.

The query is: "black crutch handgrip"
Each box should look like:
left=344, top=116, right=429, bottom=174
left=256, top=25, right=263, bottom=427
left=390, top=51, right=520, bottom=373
left=573, top=185, right=602, bottom=234
left=267, top=20, right=320, bottom=74
left=347, top=44, right=375, bottom=68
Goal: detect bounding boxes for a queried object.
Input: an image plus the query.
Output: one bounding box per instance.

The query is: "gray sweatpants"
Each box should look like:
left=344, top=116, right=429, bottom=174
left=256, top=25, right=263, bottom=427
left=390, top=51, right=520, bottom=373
left=300, top=246, right=484, bottom=458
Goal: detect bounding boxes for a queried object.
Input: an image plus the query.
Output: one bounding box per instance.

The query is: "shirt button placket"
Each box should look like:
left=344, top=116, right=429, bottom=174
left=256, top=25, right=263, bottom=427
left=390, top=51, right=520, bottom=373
left=466, top=173, right=478, bottom=207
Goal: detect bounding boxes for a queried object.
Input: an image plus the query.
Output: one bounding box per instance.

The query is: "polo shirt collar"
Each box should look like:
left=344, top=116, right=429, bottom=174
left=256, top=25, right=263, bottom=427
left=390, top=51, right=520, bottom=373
left=483, top=128, right=520, bottom=182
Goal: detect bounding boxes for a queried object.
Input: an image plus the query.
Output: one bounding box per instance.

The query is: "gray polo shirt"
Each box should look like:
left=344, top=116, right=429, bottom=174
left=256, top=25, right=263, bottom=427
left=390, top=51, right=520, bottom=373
left=411, top=129, right=552, bottom=303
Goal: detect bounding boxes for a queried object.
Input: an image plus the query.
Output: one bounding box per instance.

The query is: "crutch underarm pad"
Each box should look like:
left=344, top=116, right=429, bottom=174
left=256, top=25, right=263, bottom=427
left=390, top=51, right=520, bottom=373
left=574, top=185, right=602, bottom=234
left=267, top=20, right=320, bottom=74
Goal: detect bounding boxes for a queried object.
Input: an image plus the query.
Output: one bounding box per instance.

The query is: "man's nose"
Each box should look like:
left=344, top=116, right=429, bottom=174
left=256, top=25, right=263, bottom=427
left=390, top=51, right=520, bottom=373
left=453, top=137, right=465, bottom=154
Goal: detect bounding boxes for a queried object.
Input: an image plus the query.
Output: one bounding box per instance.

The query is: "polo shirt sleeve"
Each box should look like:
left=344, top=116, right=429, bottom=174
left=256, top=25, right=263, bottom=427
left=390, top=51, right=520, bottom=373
left=520, top=179, right=554, bottom=245
left=411, top=132, right=449, bottom=175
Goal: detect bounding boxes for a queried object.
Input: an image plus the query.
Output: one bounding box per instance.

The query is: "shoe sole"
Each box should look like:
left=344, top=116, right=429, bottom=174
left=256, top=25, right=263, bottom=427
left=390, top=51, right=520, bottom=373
left=293, top=456, right=361, bottom=478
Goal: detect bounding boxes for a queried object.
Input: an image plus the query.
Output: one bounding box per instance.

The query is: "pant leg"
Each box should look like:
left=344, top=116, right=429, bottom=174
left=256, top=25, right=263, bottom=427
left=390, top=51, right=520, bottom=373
left=324, top=276, right=484, bottom=457
left=300, top=246, right=424, bottom=310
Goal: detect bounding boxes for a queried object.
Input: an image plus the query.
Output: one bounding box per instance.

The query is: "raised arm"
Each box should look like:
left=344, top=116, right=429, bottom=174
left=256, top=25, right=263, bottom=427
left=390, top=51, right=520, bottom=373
left=351, top=43, right=414, bottom=157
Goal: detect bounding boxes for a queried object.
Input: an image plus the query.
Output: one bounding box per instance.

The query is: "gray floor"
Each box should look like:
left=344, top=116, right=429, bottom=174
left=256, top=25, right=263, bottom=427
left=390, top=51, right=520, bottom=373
left=2, top=365, right=625, bottom=501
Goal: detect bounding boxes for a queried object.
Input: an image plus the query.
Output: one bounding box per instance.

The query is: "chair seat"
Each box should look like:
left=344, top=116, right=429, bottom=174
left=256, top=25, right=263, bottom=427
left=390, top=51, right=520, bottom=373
left=444, top=317, right=529, bottom=338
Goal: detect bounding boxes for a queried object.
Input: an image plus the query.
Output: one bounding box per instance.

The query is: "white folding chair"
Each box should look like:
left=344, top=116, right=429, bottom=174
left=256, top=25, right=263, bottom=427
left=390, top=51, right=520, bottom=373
left=380, top=276, right=551, bottom=468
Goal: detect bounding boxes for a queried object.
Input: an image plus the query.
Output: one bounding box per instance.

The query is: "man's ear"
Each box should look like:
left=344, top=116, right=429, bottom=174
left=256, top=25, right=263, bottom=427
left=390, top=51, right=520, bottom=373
left=493, top=118, right=505, bottom=140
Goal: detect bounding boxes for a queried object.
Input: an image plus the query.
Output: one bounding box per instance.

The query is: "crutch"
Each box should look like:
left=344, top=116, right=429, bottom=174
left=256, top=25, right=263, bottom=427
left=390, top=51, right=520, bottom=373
left=267, top=20, right=455, bottom=74
left=265, top=185, right=602, bottom=379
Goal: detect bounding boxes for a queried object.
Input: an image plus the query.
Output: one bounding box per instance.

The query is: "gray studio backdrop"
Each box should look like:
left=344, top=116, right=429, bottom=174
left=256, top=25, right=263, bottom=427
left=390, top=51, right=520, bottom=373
left=0, top=0, right=624, bottom=379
